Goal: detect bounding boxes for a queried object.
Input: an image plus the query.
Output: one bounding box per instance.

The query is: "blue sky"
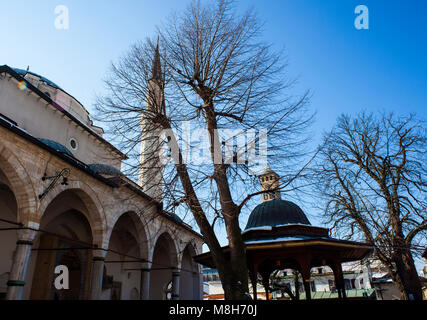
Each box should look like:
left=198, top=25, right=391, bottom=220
left=1, top=0, right=425, bottom=126
left=1, top=0, right=426, bottom=268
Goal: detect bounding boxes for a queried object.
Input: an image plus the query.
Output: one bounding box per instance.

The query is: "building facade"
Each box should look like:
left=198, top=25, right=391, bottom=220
left=0, top=62, right=204, bottom=300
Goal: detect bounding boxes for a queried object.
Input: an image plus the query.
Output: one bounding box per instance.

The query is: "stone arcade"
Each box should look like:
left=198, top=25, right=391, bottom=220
left=0, top=47, right=203, bottom=300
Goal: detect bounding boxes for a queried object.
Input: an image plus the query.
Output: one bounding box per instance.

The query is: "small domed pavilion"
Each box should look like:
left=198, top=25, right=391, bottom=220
left=194, top=166, right=373, bottom=300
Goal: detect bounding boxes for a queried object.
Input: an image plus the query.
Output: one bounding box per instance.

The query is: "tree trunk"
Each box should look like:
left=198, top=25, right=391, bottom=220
left=166, top=110, right=250, bottom=300
left=223, top=215, right=250, bottom=300
left=204, top=101, right=250, bottom=300
left=393, top=248, right=423, bottom=300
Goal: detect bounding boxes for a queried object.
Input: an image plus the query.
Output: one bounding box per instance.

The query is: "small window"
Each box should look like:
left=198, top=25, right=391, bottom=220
left=69, top=138, right=78, bottom=150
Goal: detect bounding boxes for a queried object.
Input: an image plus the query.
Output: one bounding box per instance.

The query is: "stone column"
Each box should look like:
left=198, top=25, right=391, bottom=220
left=89, top=249, right=107, bottom=300
left=192, top=270, right=202, bottom=300
left=171, top=268, right=181, bottom=300
left=140, top=262, right=151, bottom=300
left=6, top=228, right=37, bottom=300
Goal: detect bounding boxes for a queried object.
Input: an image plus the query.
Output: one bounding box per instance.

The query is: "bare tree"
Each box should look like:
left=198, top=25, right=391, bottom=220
left=313, top=112, right=426, bottom=300
left=95, top=0, right=312, bottom=299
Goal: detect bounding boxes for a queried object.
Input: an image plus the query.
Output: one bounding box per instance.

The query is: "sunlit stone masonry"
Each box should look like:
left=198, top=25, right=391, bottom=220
left=0, top=53, right=203, bottom=300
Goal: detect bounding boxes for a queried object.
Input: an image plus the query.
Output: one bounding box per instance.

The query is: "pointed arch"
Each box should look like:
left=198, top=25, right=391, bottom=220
left=106, top=210, right=150, bottom=262
left=180, top=242, right=201, bottom=299
left=149, top=231, right=179, bottom=299
left=37, top=181, right=106, bottom=247
left=0, top=144, right=37, bottom=225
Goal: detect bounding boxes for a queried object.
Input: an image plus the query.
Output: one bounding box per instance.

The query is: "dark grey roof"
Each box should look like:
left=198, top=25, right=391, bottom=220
left=245, top=199, right=311, bottom=230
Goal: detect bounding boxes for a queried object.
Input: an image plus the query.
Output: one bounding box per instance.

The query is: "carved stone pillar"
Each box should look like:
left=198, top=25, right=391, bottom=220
left=89, top=249, right=107, bottom=300
left=171, top=268, right=181, bottom=300
left=140, top=263, right=151, bottom=300
left=6, top=228, right=37, bottom=300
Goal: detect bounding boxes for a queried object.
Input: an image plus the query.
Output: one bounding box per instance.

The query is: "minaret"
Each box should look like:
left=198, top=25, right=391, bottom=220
left=258, top=165, right=281, bottom=202
left=138, top=41, right=165, bottom=202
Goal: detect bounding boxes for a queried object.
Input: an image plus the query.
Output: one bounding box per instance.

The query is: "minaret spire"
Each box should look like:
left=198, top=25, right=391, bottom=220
left=138, top=37, right=165, bottom=202
left=150, top=37, right=162, bottom=81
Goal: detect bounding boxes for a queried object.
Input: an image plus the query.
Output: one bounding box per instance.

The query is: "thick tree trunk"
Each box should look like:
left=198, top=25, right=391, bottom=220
left=393, top=248, right=423, bottom=300
left=204, top=101, right=250, bottom=300
left=165, top=109, right=250, bottom=300
left=223, top=216, right=250, bottom=300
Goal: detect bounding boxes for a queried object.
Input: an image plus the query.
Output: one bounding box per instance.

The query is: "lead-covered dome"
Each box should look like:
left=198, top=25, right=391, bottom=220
left=245, top=199, right=311, bottom=230
left=13, top=68, right=62, bottom=89
left=88, top=163, right=123, bottom=176
left=37, top=138, right=74, bottom=157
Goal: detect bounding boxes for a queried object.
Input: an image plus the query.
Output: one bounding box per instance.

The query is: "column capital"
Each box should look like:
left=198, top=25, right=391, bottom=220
left=172, top=268, right=181, bottom=277
left=16, top=228, right=37, bottom=242
left=89, top=252, right=106, bottom=300
left=141, top=262, right=152, bottom=270
left=92, top=248, right=107, bottom=260
left=171, top=269, right=181, bottom=300
left=6, top=236, right=34, bottom=300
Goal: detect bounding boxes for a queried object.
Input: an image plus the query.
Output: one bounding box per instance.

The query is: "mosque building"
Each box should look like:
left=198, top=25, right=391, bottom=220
left=0, top=46, right=203, bottom=300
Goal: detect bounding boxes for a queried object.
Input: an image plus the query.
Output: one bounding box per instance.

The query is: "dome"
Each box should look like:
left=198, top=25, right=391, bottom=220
left=37, top=138, right=74, bottom=157
left=87, top=164, right=123, bottom=176
left=245, top=199, right=311, bottom=230
left=13, top=68, right=62, bottom=89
